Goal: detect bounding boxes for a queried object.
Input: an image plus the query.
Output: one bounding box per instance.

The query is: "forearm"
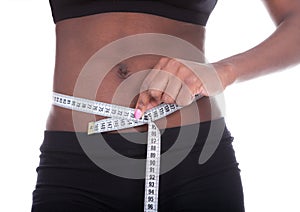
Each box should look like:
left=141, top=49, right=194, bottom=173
left=215, top=10, right=300, bottom=88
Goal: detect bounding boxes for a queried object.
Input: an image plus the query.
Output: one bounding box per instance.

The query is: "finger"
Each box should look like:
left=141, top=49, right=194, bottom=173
left=163, top=58, right=182, bottom=75
left=147, top=58, right=181, bottom=102
left=148, top=71, right=170, bottom=102
left=161, top=93, right=175, bottom=104
left=140, top=57, right=169, bottom=92
left=162, top=75, right=182, bottom=104
left=140, top=69, right=160, bottom=92
left=134, top=91, right=151, bottom=119
left=134, top=58, right=170, bottom=119
left=175, top=84, right=194, bottom=106
left=155, top=57, right=170, bottom=70
left=185, top=77, right=208, bottom=97
left=197, top=86, right=208, bottom=96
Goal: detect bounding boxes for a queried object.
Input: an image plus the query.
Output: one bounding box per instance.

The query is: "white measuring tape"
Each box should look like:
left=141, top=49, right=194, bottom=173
left=52, top=92, right=201, bottom=212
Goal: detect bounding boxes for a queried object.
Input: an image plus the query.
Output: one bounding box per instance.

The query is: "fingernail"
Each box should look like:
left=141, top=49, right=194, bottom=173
left=134, top=109, right=142, bottom=119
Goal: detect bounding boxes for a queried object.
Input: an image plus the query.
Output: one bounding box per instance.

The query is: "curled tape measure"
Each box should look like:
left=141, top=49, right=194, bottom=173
left=52, top=92, right=201, bottom=212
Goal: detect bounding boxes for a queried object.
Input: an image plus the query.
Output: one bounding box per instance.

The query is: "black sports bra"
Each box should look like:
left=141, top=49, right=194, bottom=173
left=49, top=0, right=218, bottom=26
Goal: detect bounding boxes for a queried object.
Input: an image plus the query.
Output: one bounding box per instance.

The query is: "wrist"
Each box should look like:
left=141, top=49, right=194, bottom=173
left=212, top=61, right=237, bottom=89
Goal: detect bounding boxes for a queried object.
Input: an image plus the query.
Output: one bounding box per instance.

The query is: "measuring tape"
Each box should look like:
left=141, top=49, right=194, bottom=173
left=52, top=92, right=201, bottom=212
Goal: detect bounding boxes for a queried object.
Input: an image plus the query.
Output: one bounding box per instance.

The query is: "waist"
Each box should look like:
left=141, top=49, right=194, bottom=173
left=48, top=14, right=221, bottom=132
left=43, top=118, right=230, bottom=156
left=47, top=95, right=223, bottom=133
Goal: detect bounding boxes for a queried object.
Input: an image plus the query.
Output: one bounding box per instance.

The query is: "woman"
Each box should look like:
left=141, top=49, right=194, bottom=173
left=32, top=0, right=300, bottom=211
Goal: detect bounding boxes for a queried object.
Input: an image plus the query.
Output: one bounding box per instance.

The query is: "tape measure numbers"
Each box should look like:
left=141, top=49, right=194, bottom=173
left=52, top=92, right=201, bottom=212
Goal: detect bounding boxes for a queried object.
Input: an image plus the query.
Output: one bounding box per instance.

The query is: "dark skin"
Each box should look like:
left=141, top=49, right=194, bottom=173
left=134, top=0, right=300, bottom=117
left=47, top=0, right=300, bottom=133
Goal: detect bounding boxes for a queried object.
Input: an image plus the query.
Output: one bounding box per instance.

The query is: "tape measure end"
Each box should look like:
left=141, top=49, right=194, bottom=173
left=87, top=122, right=95, bottom=135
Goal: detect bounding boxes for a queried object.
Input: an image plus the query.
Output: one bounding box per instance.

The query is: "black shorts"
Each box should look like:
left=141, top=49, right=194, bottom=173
left=32, top=118, right=245, bottom=212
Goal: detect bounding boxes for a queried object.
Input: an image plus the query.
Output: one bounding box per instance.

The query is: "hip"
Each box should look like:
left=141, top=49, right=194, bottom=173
left=33, top=119, right=244, bottom=211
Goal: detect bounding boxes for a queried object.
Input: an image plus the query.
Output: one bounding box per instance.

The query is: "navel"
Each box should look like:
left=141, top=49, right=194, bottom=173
left=117, top=63, right=131, bottom=79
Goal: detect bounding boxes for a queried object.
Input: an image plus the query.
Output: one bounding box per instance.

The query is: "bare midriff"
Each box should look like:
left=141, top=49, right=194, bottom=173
left=46, top=12, right=223, bottom=133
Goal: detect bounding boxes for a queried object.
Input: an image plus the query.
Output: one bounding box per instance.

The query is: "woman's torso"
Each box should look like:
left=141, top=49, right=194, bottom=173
left=46, top=12, right=223, bottom=133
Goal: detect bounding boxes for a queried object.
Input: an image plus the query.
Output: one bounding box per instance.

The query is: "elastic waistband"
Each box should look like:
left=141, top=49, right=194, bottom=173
left=41, top=118, right=231, bottom=157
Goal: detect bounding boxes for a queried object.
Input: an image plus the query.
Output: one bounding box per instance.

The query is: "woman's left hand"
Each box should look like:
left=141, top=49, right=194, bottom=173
left=134, top=57, right=227, bottom=119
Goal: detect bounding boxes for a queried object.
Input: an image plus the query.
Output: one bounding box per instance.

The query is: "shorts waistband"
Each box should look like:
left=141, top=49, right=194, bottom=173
left=41, top=118, right=231, bottom=157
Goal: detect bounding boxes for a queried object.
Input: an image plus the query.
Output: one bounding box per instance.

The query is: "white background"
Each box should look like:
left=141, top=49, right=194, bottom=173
left=0, top=0, right=299, bottom=211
